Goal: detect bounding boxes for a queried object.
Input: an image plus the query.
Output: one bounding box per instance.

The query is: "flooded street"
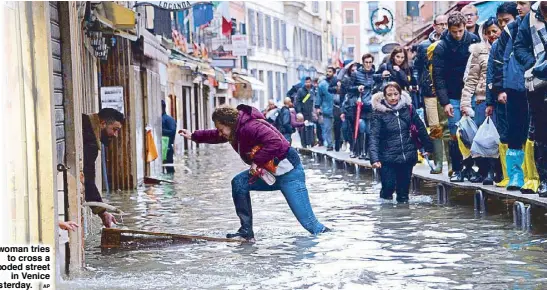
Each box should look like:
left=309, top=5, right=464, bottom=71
left=61, top=145, right=547, bottom=289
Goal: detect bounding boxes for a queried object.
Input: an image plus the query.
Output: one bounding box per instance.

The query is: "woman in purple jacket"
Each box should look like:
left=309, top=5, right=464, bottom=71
left=179, top=105, right=329, bottom=241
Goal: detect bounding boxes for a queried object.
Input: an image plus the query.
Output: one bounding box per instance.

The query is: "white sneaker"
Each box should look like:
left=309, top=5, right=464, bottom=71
left=341, top=143, right=347, bottom=152
left=345, top=143, right=351, bottom=153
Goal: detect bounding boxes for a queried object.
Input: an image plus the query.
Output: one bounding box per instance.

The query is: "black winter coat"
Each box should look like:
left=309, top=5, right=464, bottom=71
left=377, top=61, right=415, bottom=91
left=295, top=86, right=315, bottom=121
left=369, top=91, right=433, bottom=164
left=432, top=30, right=480, bottom=106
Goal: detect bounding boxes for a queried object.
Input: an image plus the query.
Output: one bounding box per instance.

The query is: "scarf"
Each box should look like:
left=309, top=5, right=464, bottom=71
left=530, top=2, right=547, bottom=60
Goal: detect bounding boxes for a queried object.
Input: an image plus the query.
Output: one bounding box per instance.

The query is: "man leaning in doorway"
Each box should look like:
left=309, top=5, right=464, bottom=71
left=82, top=108, right=125, bottom=227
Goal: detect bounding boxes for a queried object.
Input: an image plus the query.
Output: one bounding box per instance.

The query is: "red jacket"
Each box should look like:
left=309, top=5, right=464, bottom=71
left=191, top=105, right=290, bottom=167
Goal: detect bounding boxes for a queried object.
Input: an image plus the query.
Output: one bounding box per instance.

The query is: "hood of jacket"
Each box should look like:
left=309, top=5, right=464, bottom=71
left=371, top=91, right=413, bottom=113
left=428, top=30, right=440, bottom=43
left=235, top=104, right=265, bottom=134
left=468, top=41, right=490, bottom=55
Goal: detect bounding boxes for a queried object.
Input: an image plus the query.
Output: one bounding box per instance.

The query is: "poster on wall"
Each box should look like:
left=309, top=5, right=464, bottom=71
left=100, top=86, right=125, bottom=115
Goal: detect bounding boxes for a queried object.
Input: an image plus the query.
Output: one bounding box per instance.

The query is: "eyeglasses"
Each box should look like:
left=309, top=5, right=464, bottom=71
left=435, top=22, right=448, bottom=26
left=464, top=13, right=477, bottom=18
left=364, top=61, right=373, bottom=64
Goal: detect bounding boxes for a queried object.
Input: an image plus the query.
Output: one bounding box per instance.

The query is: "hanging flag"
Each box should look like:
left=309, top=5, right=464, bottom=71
left=193, top=2, right=214, bottom=28
left=338, top=49, right=343, bottom=68
left=201, top=43, right=209, bottom=59
left=219, top=1, right=231, bottom=37
left=193, top=42, right=200, bottom=57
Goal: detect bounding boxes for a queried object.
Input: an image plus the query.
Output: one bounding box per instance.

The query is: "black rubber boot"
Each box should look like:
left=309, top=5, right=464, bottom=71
left=449, top=140, right=465, bottom=182
left=535, top=142, right=547, bottom=198
left=226, top=192, right=255, bottom=240
left=463, top=158, right=482, bottom=183
left=482, top=158, right=495, bottom=186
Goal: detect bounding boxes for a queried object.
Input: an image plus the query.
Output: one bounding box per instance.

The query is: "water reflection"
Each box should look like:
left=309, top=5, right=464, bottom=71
left=60, top=144, right=547, bottom=290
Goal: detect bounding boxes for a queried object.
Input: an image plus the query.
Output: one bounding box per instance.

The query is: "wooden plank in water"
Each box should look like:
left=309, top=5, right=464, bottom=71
left=101, top=228, right=243, bottom=249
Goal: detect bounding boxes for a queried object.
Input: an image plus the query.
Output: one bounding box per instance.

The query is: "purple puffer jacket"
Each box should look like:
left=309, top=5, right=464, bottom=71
left=191, top=105, right=290, bottom=167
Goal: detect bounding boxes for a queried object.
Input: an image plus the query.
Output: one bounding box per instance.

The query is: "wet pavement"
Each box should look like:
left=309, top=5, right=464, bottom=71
left=60, top=144, right=547, bottom=290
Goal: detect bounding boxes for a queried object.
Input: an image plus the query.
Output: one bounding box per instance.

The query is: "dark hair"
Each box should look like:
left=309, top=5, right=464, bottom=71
left=497, top=2, right=518, bottom=18
left=327, top=66, right=336, bottom=73
left=212, top=106, right=239, bottom=128
left=482, top=17, right=500, bottom=34
left=389, top=47, right=409, bottom=70
left=98, top=108, right=125, bottom=125
left=361, top=53, right=374, bottom=63
left=305, top=76, right=312, bottom=81
left=447, top=12, right=467, bottom=28
left=346, top=63, right=358, bottom=76
left=383, top=82, right=402, bottom=96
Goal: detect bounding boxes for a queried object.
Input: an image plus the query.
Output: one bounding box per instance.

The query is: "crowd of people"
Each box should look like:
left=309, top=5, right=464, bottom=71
left=267, top=1, right=547, bottom=203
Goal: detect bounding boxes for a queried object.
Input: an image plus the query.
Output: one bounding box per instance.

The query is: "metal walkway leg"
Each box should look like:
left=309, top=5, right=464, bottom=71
left=513, top=201, right=531, bottom=231
left=437, top=184, right=449, bottom=205
left=474, top=190, right=487, bottom=216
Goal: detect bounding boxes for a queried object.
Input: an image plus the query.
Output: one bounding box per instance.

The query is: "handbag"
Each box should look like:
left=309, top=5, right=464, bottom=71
left=408, top=104, right=423, bottom=149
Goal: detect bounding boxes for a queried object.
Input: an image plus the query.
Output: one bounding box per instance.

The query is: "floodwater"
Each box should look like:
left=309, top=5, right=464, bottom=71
left=60, top=144, right=547, bottom=290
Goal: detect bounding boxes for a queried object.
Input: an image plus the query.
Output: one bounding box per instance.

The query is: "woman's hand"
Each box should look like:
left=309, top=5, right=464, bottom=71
left=382, top=71, right=391, bottom=78
left=179, top=129, right=192, bottom=140
left=393, top=65, right=400, bottom=72
left=372, top=162, right=382, bottom=168
left=358, top=85, right=365, bottom=92
left=249, top=163, right=258, bottom=176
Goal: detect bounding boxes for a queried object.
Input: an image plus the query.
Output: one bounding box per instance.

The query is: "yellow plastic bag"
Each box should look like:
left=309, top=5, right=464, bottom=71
left=522, top=139, right=540, bottom=192
left=457, top=130, right=471, bottom=159
left=146, top=130, right=159, bottom=162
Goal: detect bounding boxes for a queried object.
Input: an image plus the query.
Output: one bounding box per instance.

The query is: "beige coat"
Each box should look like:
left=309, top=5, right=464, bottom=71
left=460, top=42, right=490, bottom=114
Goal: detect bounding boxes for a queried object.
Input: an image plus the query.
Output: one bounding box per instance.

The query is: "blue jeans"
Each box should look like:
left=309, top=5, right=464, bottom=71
left=474, top=101, right=487, bottom=127
left=231, top=148, right=325, bottom=235
left=283, top=133, right=292, bottom=145
left=448, top=98, right=476, bottom=136
left=321, top=117, right=333, bottom=148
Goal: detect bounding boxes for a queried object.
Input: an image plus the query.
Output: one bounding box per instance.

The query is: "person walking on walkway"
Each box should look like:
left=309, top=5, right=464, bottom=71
left=432, top=11, right=481, bottom=183
left=316, top=67, right=337, bottom=151
left=295, top=77, right=316, bottom=148
left=514, top=1, right=547, bottom=197
left=415, top=14, right=448, bottom=174
left=179, top=105, right=329, bottom=241
left=370, top=82, right=433, bottom=203
left=460, top=17, right=502, bottom=185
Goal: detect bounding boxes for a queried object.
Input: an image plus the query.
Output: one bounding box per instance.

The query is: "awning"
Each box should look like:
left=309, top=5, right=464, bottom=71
left=141, top=29, right=170, bottom=64
left=93, top=3, right=137, bottom=41
left=199, top=63, right=215, bottom=77
left=102, top=2, right=136, bottom=30
left=224, top=76, right=235, bottom=84
left=169, top=50, right=199, bottom=70
left=169, top=58, right=198, bottom=70
left=234, top=75, right=265, bottom=91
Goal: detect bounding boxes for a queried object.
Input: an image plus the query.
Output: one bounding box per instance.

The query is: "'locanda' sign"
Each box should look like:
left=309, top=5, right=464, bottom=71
left=134, top=1, right=192, bottom=11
